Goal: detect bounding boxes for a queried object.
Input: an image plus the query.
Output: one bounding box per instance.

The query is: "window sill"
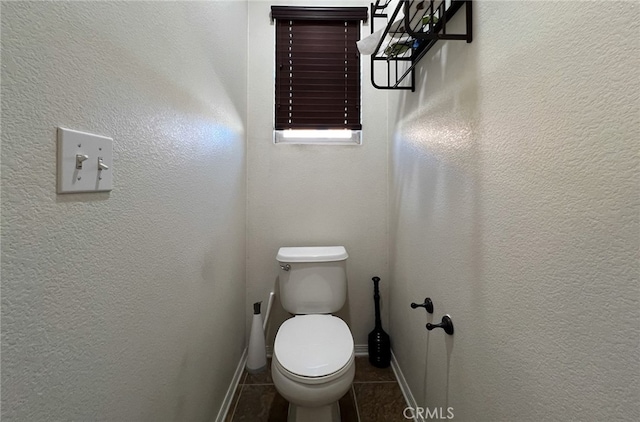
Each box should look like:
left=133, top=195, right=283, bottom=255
left=273, top=130, right=362, bottom=145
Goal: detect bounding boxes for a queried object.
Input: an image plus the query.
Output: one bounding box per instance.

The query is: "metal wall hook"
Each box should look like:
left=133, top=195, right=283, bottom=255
left=426, top=314, right=454, bottom=335
left=410, top=297, right=433, bottom=314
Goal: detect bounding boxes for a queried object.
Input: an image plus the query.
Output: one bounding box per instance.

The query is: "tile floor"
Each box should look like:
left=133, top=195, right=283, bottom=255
left=225, top=357, right=408, bottom=422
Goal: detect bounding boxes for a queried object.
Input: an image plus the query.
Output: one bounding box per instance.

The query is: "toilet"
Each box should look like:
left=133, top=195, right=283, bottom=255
left=272, top=246, right=355, bottom=422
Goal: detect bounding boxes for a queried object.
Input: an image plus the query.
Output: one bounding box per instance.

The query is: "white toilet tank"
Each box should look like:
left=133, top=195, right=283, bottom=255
left=276, top=246, right=348, bottom=314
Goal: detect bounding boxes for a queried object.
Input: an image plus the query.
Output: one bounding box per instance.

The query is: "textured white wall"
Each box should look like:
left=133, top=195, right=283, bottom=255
left=389, top=1, right=639, bottom=421
left=247, top=0, right=389, bottom=346
left=1, top=2, right=247, bottom=421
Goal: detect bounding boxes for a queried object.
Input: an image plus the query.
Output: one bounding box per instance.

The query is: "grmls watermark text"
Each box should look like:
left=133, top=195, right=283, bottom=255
left=404, top=406, right=455, bottom=420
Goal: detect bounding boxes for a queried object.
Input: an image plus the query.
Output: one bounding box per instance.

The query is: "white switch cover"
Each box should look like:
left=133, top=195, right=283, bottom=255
left=57, top=127, right=113, bottom=193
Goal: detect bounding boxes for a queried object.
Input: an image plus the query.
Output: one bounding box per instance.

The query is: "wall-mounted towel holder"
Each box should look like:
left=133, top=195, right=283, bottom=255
left=426, top=314, right=454, bottom=335
left=410, top=297, right=434, bottom=313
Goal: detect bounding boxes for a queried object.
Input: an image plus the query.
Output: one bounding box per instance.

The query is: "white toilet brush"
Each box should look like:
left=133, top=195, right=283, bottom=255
left=246, top=301, right=267, bottom=373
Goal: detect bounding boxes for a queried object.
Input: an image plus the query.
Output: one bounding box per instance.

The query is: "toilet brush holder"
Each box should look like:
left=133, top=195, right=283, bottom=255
left=246, top=301, right=267, bottom=373
left=368, top=277, right=391, bottom=368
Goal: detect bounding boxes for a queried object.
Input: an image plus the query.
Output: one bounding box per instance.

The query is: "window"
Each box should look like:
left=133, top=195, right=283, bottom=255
left=272, top=6, right=367, bottom=143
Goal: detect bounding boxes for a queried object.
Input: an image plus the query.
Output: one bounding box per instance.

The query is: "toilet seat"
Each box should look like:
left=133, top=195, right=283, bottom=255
left=274, top=315, right=354, bottom=380
left=273, top=353, right=355, bottom=385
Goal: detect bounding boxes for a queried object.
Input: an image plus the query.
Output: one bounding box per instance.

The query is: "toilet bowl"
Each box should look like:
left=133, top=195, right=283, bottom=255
left=273, top=247, right=354, bottom=422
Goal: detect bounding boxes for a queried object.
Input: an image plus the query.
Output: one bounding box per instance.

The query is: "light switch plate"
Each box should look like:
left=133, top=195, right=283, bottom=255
left=57, top=127, right=113, bottom=193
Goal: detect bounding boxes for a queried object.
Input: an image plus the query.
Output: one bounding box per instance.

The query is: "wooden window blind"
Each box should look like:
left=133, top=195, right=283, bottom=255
left=272, top=6, right=367, bottom=131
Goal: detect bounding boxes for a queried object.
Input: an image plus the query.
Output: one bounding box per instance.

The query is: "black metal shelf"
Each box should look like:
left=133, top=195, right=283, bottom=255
left=369, top=0, right=472, bottom=91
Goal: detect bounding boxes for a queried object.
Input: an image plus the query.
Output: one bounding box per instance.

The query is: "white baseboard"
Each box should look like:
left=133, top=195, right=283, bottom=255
left=391, top=349, right=423, bottom=422
left=354, top=343, right=368, bottom=356
left=214, top=347, right=247, bottom=422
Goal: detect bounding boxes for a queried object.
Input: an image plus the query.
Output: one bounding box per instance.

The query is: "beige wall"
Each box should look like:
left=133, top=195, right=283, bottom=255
left=1, top=1, right=247, bottom=421
left=388, top=1, right=639, bottom=421
left=3, top=1, right=639, bottom=421
left=246, top=0, right=389, bottom=346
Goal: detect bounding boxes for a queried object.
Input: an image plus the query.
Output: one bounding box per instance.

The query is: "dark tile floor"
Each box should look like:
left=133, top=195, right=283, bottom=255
left=225, top=357, right=408, bottom=422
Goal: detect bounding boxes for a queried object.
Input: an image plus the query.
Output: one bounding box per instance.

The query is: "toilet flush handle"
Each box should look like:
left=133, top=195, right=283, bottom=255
left=280, top=264, right=291, bottom=271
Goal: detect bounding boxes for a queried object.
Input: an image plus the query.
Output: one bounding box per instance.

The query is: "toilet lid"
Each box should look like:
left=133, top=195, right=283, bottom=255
left=274, top=315, right=354, bottom=378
